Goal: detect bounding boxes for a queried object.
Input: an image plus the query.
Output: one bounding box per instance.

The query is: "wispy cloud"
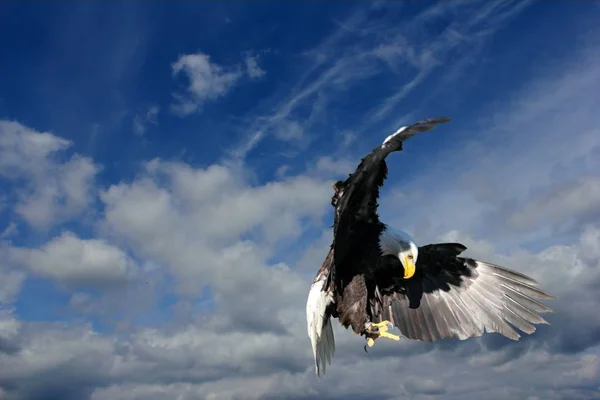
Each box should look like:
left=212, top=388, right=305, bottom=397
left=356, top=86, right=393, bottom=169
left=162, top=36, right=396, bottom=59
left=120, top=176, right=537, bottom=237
left=230, top=0, right=534, bottom=161
left=0, top=222, right=17, bottom=239
left=379, top=32, right=600, bottom=251
left=369, top=0, right=534, bottom=123
left=133, top=105, right=159, bottom=136
left=244, top=53, right=266, bottom=79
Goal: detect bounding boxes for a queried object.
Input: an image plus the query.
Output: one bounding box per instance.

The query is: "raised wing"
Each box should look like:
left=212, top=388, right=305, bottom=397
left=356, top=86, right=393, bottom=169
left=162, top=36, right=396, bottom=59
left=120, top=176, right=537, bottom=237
left=372, top=243, right=555, bottom=341
left=332, top=117, right=451, bottom=283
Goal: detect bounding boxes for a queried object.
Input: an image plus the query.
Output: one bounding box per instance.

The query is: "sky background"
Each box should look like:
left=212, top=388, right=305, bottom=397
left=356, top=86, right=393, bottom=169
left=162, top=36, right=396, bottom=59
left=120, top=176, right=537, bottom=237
left=1, top=1, right=600, bottom=399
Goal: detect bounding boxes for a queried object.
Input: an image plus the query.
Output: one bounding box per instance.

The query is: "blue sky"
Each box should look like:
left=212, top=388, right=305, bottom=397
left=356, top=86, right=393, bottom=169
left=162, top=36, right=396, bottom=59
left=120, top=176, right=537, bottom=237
left=1, top=1, right=600, bottom=399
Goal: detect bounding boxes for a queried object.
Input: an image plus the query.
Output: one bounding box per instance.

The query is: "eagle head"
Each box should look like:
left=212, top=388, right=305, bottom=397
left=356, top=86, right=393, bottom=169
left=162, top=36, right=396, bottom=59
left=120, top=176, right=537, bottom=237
left=398, top=240, right=418, bottom=279
left=379, top=228, right=419, bottom=279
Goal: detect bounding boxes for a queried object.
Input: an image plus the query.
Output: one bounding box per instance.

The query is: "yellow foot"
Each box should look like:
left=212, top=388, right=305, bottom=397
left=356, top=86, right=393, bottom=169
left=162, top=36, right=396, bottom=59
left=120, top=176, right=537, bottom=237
left=370, top=320, right=391, bottom=332
left=364, top=321, right=401, bottom=352
left=366, top=332, right=399, bottom=346
left=379, top=331, right=400, bottom=341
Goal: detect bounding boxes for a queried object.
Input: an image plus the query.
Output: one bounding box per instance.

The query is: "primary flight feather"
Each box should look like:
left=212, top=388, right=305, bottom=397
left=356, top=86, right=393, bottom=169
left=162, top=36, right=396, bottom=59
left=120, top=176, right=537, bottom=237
left=306, top=117, right=555, bottom=377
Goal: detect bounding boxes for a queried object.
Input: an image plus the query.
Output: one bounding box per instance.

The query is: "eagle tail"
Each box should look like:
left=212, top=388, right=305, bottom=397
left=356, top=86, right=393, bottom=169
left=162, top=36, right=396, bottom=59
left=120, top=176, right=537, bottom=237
left=306, top=276, right=336, bottom=377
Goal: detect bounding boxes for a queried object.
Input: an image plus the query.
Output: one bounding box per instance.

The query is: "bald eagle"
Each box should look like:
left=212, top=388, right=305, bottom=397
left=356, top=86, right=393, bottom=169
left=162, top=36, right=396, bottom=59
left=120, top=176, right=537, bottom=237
left=306, top=117, right=555, bottom=376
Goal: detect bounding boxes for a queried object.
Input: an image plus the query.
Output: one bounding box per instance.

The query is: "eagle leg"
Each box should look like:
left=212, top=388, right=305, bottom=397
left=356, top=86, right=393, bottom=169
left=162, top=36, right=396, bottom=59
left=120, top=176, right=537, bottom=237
left=370, top=320, right=392, bottom=331
left=363, top=320, right=400, bottom=351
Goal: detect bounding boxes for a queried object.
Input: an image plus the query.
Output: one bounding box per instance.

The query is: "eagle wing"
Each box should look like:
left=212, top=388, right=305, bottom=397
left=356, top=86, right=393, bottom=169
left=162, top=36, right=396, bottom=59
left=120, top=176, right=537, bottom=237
left=373, top=243, right=555, bottom=341
left=332, top=117, right=451, bottom=283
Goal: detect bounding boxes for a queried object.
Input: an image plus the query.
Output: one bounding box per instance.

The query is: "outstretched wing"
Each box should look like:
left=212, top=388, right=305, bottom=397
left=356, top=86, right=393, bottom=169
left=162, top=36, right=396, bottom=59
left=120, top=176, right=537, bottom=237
left=306, top=246, right=337, bottom=377
left=372, top=243, right=555, bottom=341
left=332, top=117, right=451, bottom=283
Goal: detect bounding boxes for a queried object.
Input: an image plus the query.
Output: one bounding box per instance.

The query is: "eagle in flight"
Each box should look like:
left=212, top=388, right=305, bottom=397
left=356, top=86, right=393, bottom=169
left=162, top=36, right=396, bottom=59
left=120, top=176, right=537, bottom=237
left=306, top=117, right=555, bottom=376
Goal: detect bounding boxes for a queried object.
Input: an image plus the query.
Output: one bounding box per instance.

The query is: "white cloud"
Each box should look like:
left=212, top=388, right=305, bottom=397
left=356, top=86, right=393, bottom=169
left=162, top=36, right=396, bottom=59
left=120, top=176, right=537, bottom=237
left=274, top=120, right=303, bottom=141
left=1, top=106, right=589, bottom=396
left=308, top=156, right=357, bottom=179
left=0, top=269, right=26, bottom=304
left=2, top=129, right=599, bottom=399
left=507, top=176, right=600, bottom=232
left=7, top=231, right=137, bottom=286
left=244, top=54, right=265, bottom=79
left=0, top=121, right=71, bottom=175
left=133, top=105, right=159, bottom=136
left=170, top=51, right=267, bottom=116
left=0, top=222, right=18, bottom=239
left=0, top=121, right=100, bottom=230
left=0, top=306, right=21, bottom=352
left=0, top=221, right=599, bottom=399
left=171, top=52, right=243, bottom=116
left=97, top=159, right=330, bottom=296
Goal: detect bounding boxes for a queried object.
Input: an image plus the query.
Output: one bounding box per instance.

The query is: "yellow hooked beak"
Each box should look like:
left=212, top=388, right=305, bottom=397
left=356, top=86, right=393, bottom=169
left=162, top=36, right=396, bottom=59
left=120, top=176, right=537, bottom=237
left=403, top=256, right=415, bottom=279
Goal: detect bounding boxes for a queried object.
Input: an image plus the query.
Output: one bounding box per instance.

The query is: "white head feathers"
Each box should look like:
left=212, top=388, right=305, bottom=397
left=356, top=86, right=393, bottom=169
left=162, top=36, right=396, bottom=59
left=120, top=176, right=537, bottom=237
left=379, top=227, right=419, bottom=259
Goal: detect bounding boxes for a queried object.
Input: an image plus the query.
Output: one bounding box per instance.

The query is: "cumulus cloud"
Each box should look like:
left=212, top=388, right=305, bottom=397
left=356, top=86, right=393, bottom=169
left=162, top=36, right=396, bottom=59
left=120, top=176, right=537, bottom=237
left=3, top=133, right=599, bottom=400
left=6, top=231, right=137, bottom=286
left=507, top=176, right=600, bottom=233
left=0, top=121, right=100, bottom=230
left=98, top=159, right=331, bottom=295
left=2, top=219, right=600, bottom=399
left=0, top=306, right=21, bottom=355
left=0, top=268, right=26, bottom=304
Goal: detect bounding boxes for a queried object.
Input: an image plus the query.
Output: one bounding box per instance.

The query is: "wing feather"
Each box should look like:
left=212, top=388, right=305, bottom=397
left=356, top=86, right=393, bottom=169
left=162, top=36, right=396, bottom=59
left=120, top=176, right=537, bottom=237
left=428, top=290, right=459, bottom=338
left=375, top=249, right=554, bottom=343
left=419, top=293, right=441, bottom=340
left=503, top=307, right=536, bottom=335
left=504, top=294, right=549, bottom=325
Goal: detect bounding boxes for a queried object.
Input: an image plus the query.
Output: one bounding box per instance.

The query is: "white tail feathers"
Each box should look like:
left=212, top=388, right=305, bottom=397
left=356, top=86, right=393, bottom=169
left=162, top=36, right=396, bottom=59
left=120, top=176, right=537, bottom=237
left=306, top=276, right=336, bottom=377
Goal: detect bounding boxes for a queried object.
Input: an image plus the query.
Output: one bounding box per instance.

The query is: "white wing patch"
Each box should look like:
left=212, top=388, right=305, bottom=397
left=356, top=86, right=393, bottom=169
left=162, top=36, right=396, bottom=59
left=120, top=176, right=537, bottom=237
left=382, top=125, right=408, bottom=146
left=306, top=274, right=335, bottom=377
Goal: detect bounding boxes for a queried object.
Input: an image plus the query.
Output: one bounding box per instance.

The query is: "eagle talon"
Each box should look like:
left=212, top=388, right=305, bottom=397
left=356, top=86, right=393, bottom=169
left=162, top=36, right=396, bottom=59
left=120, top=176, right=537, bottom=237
left=364, top=337, right=376, bottom=352
left=379, top=331, right=400, bottom=341
left=366, top=320, right=392, bottom=334
left=362, top=320, right=400, bottom=350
